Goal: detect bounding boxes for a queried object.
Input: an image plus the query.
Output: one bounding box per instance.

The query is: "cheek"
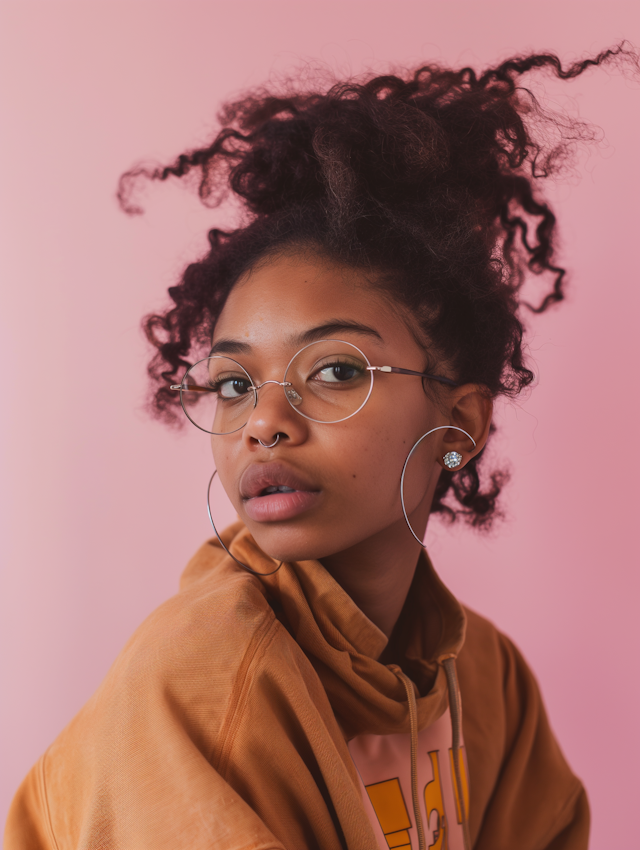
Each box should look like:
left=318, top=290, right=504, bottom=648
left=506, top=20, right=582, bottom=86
left=342, top=397, right=443, bottom=517
left=321, top=408, right=428, bottom=516
left=210, top=437, right=244, bottom=510
left=398, top=431, right=440, bottom=514
left=341, top=430, right=402, bottom=491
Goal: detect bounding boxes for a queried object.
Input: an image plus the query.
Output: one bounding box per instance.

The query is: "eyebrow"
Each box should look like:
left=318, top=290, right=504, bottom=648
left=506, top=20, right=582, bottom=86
left=209, top=320, right=384, bottom=356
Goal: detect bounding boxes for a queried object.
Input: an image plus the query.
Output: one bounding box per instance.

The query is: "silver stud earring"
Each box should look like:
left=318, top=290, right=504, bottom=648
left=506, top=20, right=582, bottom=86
left=443, top=451, right=463, bottom=469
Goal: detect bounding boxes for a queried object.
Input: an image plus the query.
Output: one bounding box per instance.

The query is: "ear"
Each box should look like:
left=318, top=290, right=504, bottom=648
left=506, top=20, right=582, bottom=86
left=439, top=385, right=493, bottom=470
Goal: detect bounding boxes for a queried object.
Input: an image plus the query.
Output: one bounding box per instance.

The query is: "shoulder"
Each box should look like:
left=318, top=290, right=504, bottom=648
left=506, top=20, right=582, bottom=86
left=115, top=530, right=278, bottom=695
left=457, top=605, right=550, bottom=750
left=456, top=606, right=514, bottom=766
left=458, top=604, right=534, bottom=694
left=457, top=607, right=587, bottom=847
left=9, top=541, right=289, bottom=850
left=53, top=527, right=281, bottom=761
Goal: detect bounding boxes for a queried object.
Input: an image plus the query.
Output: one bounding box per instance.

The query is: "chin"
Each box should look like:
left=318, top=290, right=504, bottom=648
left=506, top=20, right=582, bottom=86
left=248, top=524, right=338, bottom=564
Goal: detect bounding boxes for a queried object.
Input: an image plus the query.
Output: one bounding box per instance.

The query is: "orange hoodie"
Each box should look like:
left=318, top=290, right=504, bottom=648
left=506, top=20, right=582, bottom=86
left=5, top=523, right=589, bottom=850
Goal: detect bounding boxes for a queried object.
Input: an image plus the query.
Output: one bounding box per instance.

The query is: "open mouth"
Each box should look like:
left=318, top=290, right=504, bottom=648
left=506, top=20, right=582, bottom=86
left=240, top=463, right=321, bottom=522
left=261, top=485, right=297, bottom=495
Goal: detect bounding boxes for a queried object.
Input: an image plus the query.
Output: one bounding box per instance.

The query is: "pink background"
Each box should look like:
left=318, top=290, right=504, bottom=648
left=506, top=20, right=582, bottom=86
left=1, top=2, right=639, bottom=845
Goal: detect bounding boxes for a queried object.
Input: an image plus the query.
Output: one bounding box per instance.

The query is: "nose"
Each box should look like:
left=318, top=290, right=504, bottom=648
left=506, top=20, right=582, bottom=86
left=243, top=379, right=307, bottom=449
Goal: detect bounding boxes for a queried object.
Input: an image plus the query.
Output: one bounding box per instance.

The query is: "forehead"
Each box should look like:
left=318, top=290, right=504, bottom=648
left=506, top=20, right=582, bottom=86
left=213, top=250, right=416, bottom=355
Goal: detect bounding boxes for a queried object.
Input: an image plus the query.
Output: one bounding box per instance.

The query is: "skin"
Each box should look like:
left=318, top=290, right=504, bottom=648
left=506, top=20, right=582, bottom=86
left=211, top=248, right=493, bottom=640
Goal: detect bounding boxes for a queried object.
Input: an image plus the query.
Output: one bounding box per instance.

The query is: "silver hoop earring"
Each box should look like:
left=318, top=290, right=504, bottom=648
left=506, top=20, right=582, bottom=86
left=207, top=470, right=282, bottom=576
left=400, top=426, right=477, bottom=547
left=258, top=435, right=280, bottom=449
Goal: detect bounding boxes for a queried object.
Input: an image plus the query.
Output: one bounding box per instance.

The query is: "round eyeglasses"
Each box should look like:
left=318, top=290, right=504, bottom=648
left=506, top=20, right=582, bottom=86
left=170, top=338, right=459, bottom=435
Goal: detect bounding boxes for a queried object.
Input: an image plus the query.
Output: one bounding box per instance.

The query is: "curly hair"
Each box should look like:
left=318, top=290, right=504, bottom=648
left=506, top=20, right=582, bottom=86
left=118, top=43, right=634, bottom=528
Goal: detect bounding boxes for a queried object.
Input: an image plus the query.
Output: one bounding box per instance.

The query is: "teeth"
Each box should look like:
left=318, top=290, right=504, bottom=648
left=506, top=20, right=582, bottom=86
left=263, top=485, right=296, bottom=495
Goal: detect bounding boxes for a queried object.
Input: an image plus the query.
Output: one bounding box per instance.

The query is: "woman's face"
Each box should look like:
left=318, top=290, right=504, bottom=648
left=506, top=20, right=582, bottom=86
left=210, top=249, right=459, bottom=562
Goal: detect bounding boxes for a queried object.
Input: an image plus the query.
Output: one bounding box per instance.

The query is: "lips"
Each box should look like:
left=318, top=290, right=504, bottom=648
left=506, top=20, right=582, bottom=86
left=240, top=462, right=321, bottom=522
left=240, top=462, right=318, bottom=499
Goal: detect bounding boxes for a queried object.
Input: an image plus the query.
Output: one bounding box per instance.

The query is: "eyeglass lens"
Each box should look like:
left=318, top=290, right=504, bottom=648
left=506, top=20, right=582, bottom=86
left=178, top=340, right=374, bottom=434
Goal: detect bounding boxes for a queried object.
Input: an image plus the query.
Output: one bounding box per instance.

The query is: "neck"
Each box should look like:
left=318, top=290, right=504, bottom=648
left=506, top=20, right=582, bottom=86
left=320, top=513, right=427, bottom=639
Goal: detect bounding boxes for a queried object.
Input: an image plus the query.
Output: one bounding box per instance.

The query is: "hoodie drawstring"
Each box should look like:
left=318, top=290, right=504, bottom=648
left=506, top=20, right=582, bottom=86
left=391, top=666, right=427, bottom=850
left=442, top=656, right=471, bottom=850
left=391, top=660, right=471, bottom=850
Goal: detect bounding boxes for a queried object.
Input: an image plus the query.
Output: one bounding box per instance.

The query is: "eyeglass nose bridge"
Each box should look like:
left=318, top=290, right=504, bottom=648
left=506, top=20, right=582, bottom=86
left=248, top=379, right=304, bottom=408
left=250, top=379, right=292, bottom=391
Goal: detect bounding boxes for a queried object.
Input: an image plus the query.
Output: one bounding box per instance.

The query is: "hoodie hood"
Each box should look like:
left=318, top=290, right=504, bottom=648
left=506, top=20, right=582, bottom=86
left=219, top=524, right=467, bottom=739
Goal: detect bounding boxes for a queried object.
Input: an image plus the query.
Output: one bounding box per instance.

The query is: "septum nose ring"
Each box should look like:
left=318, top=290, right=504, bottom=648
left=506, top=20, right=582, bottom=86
left=250, top=380, right=294, bottom=448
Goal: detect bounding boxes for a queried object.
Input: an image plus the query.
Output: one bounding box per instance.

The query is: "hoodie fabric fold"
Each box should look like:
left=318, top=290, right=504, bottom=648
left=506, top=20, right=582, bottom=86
left=5, top=522, right=589, bottom=850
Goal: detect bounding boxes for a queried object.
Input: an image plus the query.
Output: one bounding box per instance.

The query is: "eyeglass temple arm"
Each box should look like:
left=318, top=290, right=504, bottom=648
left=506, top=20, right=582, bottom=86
left=170, top=384, right=212, bottom=393
left=367, top=365, right=459, bottom=387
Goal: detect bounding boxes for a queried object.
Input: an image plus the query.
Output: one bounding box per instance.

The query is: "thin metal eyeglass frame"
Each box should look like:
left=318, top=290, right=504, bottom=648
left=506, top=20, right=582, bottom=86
left=169, top=338, right=459, bottom=434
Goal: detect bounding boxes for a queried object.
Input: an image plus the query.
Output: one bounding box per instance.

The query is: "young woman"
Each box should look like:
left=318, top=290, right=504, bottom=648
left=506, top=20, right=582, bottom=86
left=6, top=45, right=629, bottom=850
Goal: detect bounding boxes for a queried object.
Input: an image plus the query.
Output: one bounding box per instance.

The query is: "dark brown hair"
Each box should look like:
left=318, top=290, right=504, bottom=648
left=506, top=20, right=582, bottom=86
left=119, top=43, right=634, bottom=527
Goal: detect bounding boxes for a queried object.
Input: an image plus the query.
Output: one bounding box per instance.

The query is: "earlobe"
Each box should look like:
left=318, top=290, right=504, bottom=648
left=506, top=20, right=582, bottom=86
left=441, top=386, right=493, bottom=469
left=436, top=428, right=477, bottom=472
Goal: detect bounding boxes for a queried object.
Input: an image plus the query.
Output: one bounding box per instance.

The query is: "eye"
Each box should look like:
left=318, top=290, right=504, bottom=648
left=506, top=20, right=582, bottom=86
left=312, top=359, right=364, bottom=384
left=212, top=376, right=253, bottom=399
